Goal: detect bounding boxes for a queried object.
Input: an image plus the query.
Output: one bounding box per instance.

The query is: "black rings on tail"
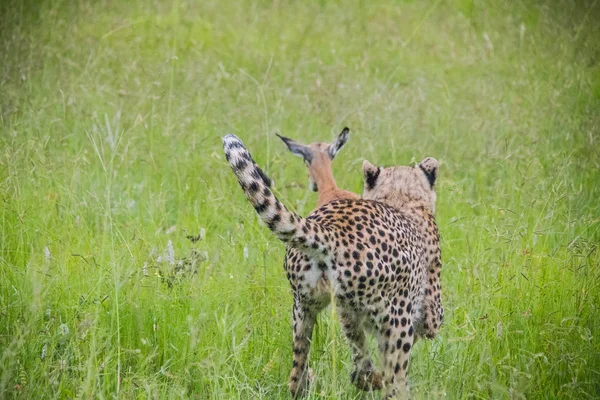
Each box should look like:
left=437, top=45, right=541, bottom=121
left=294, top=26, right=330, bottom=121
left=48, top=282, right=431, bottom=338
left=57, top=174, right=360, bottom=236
left=223, top=134, right=331, bottom=255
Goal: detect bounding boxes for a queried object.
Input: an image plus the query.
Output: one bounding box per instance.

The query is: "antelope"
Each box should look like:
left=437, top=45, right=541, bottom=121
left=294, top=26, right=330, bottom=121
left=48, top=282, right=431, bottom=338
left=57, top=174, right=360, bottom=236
left=276, top=127, right=359, bottom=208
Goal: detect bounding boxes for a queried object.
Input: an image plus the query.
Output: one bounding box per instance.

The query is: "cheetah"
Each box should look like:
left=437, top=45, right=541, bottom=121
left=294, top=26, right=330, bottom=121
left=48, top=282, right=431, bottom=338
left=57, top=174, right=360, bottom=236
left=222, top=134, right=443, bottom=399
left=276, top=127, right=359, bottom=208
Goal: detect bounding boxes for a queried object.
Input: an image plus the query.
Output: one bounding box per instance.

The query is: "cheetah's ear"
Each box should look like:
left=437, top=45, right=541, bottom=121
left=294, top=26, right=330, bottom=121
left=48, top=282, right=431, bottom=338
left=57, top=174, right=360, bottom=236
left=418, top=157, right=439, bottom=188
left=362, top=160, right=381, bottom=191
left=276, top=133, right=313, bottom=163
left=327, top=127, right=350, bottom=160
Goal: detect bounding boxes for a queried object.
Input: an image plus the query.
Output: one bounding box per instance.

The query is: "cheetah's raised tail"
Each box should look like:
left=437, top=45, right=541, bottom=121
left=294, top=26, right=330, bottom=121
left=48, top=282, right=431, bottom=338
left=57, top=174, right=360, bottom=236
left=222, top=134, right=330, bottom=255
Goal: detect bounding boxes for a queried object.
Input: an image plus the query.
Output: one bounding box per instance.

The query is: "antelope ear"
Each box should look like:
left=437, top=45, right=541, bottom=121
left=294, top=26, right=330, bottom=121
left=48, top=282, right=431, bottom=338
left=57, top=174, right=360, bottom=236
left=327, top=127, right=350, bottom=160
left=276, top=133, right=313, bottom=163
left=418, top=157, right=439, bottom=187
left=362, top=160, right=381, bottom=190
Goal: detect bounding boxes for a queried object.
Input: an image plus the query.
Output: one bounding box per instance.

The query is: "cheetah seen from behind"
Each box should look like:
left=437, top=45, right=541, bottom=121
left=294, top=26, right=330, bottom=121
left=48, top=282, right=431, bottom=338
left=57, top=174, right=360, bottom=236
left=222, top=134, right=443, bottom=399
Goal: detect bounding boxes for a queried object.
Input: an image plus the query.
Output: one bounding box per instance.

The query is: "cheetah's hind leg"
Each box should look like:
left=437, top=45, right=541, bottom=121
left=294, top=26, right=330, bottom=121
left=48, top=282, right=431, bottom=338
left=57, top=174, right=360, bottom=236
left=377, top=311, right=414, bottom=400
left=338, top=306, right=382, bottom=391
left=289, top=297, right=328, bottom=397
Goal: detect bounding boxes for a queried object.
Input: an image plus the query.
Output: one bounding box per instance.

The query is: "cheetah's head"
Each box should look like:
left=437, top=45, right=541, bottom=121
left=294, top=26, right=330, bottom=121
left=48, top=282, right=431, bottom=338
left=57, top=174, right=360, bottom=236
left=361, top=157, right=439, bottom=214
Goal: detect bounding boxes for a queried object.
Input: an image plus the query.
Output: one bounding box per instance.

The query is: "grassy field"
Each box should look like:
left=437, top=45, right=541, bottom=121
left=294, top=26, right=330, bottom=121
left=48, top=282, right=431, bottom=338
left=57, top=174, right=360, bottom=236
left=1, top=0, right=600, bottom=398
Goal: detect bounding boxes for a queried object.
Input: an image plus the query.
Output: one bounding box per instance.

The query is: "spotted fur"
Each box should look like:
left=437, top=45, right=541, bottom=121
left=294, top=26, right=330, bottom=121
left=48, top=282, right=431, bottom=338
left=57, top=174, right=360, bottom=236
left=223, top=134, right=443, bottom=399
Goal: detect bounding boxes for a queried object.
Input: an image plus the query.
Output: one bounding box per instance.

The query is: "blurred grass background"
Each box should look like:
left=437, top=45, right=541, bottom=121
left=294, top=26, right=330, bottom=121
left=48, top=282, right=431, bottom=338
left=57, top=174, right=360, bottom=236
left=1, top=0, right=599, bottom=398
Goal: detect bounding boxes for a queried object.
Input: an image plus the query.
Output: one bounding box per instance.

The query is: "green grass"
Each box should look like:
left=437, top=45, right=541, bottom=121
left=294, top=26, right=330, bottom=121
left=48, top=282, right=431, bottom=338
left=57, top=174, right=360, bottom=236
left=1, top=0, right=600, bottom=398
